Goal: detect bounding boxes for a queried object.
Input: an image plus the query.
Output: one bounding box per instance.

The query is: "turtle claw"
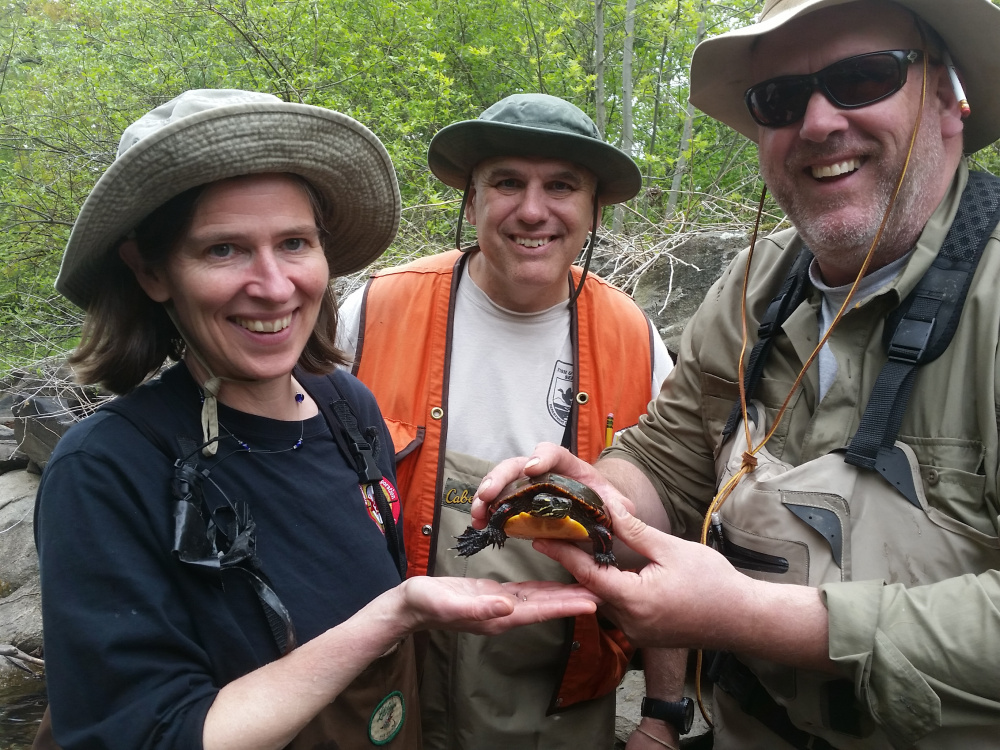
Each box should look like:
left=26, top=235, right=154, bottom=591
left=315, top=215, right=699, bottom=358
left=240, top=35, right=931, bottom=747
left=453, top=525, right=508, bottom=557
left=593, top=551, right=618, bottom=568
left=588, top=524, right=617, bottom=568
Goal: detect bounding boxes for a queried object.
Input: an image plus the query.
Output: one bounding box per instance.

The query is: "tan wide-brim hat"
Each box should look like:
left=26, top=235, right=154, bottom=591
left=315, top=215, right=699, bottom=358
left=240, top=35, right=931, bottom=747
left=56, top=89, right=401, bottom=310
left=689, top=0, right=1000, bottom=153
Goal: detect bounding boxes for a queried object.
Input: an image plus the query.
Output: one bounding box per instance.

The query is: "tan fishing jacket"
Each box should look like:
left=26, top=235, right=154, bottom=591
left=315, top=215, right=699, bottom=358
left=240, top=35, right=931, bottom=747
left=610, top=162, right=1000, bottom=747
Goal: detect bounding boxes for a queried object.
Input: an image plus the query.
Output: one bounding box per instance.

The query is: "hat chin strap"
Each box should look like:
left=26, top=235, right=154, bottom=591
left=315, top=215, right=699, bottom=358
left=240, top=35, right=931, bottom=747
left=567, top=194, right=600, bottom=306
left=454, top=177, right=599, bottom=306
left=164, top=304, right=226, bottom=457
left=455, top=175, right=475, bottom=253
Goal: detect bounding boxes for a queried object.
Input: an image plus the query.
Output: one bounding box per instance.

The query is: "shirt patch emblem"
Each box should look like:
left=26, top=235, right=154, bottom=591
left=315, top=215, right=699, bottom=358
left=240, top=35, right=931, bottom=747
left=547, top=359, right=574, bottom=426
left=362, top=478, right=401, bottom=534
left=368, top=690, right=405, bottom=745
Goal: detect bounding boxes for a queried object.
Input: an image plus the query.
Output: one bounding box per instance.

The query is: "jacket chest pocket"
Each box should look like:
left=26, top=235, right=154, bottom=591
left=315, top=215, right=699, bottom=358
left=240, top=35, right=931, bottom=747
left=701, top=372, right=801, bottom=457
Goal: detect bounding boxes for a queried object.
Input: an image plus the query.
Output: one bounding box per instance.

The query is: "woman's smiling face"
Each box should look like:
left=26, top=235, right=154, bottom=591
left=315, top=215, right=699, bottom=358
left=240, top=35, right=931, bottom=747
left=134, top=173, right=330, bottom=387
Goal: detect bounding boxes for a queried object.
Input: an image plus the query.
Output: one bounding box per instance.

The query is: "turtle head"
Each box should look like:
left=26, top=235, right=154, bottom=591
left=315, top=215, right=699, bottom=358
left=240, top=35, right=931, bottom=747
left=531, top=493, right=573, bottom=518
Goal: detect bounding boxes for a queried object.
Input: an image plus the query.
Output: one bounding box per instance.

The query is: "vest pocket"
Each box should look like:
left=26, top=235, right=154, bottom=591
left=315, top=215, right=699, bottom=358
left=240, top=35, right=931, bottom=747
left=715, top=534, right=790, bottom=575
left=382, top=418, right=424, bottom=461
left=700, top=372, right=740, bottom=449
left=700, top=372, right=801, bottom=456
left=717, top=520, right=810, bottom=586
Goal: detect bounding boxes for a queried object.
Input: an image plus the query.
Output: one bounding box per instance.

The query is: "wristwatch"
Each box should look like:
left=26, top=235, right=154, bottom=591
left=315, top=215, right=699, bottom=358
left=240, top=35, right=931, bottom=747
left=640, top=696, right=694, bottom=735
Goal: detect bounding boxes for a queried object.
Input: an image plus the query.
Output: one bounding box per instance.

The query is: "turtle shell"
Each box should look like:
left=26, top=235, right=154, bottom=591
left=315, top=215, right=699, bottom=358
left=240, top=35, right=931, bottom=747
left=491, top=472, right=610, bottom=541
left=454, top=472, right=616, bottom=566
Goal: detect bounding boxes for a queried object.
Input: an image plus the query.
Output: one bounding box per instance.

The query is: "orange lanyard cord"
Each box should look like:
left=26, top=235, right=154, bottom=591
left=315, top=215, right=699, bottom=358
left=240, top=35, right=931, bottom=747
left=731, top=51, right=929, bottom=480
left=692, top=49, right=928, bottom=729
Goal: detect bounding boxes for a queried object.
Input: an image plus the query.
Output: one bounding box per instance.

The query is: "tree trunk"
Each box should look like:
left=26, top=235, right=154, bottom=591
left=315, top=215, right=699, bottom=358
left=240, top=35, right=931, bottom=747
left=594, top=0, right=606, bottom=137
left=647, top=31, right=670, bottom=183
left=612, top=0, right=636, bottom=233
left=665, top=11, right=706, bottom=221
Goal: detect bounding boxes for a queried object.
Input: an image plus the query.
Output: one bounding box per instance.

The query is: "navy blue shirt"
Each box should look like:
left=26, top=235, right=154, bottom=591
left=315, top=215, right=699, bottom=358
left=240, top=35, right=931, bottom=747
left=35, top=363, right=401, bottom=749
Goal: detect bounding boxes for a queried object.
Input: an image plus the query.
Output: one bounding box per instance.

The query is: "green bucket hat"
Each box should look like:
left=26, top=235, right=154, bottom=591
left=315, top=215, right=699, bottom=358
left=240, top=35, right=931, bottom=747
left=689, top=0, right=1000, bottom=153
left=428, top=93, right=642, bottom=204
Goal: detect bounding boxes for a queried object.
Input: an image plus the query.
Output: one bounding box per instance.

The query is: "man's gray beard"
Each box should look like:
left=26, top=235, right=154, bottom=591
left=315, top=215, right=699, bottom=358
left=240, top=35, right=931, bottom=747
left=790, top=167, right=899, bottom=274
left=764, top=127, right=944, bottom=278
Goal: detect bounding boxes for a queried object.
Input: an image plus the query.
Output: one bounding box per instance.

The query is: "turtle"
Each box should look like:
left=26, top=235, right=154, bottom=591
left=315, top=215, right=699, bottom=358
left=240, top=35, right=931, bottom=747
left=454, top=472, right=616, bottom=567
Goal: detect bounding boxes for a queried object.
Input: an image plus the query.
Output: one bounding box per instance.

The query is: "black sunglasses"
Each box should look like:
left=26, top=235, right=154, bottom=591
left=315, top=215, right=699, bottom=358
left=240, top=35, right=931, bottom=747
left=745, top=49, right=923, bottom=128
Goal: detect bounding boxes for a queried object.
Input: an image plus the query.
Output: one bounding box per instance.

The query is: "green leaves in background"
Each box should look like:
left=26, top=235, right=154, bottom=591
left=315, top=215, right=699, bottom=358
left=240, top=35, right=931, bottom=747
left=2, top=0, right=999, bottom=369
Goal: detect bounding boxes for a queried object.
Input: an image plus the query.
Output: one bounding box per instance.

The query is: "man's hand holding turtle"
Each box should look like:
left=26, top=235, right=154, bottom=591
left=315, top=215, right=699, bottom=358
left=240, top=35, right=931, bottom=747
left=472, top=442, right=636, bottom=529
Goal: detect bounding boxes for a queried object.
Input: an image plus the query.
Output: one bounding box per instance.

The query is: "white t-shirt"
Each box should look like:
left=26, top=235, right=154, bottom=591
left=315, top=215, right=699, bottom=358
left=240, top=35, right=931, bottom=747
left=336, top=262, right=673, bottom=461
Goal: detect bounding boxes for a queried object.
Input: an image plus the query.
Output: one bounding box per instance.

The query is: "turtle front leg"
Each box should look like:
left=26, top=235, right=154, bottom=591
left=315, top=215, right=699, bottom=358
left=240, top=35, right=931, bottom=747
left=453, top=504, right=513, bottom=557
left=588, top=524, right=617, bottom=568
left=453, top=523, right=509, bottom=557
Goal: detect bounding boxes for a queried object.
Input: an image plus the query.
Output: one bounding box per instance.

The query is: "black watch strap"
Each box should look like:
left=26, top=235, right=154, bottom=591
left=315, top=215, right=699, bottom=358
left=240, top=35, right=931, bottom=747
left=640, top=696, right=694, bottom=735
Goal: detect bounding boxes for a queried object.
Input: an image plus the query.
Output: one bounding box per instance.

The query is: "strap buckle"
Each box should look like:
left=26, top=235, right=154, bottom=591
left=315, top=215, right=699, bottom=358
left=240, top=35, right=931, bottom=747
left=349, top=439, right=383, bottom=484
left=886, top=318, right=934, bottom=363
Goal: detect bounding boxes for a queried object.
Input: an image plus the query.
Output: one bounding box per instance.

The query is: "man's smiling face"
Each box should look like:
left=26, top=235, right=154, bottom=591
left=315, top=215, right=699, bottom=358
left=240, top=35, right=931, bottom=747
left=466, top=156, right=597, bottom=312
left=752, top=1, right=957, bottom=284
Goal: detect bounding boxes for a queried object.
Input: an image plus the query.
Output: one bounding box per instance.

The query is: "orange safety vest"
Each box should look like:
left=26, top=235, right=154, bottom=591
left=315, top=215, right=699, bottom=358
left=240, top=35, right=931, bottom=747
left=353, top=249, right=655, bottom=708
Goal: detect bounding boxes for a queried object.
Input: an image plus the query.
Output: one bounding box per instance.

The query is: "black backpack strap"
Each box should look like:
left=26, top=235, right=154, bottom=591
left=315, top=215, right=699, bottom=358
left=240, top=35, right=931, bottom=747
left=296, top=368, right=407, bottom=579
left=101, top=394, right=299, bottom=655
left=845, top=171, right=1000, bottom=505
left=722, top=245, right=814, bottom=442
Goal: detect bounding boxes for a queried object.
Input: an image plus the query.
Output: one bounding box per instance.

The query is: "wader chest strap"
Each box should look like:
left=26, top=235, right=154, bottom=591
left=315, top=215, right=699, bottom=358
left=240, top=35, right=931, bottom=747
left=296, top=370, right=407, bottom=579
left=844, top=171, right=1000, bottom=504
left=722, top=246, right=814, bottom=441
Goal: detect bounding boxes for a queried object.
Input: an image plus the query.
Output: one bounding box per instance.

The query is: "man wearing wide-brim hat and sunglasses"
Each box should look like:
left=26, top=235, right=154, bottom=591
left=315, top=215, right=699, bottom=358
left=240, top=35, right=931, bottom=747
left=337, top=93, right=674, bottom=748
left=474, top=1, right=1000, bottom=749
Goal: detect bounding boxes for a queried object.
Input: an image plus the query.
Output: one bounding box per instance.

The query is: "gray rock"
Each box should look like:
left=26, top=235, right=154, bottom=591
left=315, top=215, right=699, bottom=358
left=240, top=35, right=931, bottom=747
left=2, top=359, right=107, bottom=472
left=0, top=372, right=31, bottom=423
left=12, top=397, right=79, bottom=472
left=0, top=446, right=29, bottom=475
left=0, top=425, right=28, bottom=475
left=0, top=470, right=43, bottom=673
left=633, top=231, right=748, bottom=355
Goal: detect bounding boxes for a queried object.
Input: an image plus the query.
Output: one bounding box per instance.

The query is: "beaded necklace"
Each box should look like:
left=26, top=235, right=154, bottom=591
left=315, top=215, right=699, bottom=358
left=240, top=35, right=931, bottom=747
left=212, top=391, right=306, bottom=454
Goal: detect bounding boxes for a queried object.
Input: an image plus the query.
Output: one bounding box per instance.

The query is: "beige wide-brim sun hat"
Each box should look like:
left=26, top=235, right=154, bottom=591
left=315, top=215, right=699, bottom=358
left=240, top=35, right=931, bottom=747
left=56, top=89, right=401, bottom=310
left=690, top=0, right=1000, bottom=154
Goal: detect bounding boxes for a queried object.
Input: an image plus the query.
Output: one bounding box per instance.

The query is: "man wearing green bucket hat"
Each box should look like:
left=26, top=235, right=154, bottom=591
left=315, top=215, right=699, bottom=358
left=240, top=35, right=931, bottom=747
left=338, top=94, right=674, bottom=748
left=475, top=1, right=1000, bottom=749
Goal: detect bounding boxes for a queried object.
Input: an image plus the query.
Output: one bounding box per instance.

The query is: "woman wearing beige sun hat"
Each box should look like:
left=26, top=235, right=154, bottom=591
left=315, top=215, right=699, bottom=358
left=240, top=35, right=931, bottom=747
left=33, top=89, right=599, bottom=750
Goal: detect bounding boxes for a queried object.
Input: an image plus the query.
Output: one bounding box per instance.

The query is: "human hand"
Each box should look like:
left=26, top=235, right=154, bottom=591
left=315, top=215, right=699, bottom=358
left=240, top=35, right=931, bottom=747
left=472, top=442, right=636, bottom=529
left=398, top=576, right=600, bottom=636
left=532, top=501, right=747, bottom=649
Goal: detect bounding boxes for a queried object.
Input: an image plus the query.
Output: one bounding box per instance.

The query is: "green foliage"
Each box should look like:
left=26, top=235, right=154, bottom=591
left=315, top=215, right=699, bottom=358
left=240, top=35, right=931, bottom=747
left=2, top=0, right=997, bottom=370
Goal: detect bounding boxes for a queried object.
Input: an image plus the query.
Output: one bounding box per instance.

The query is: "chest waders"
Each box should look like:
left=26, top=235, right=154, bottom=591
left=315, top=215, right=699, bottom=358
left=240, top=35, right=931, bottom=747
left=708, top=172, right=1000, bottom=750
left=293, top=374, right=420, bottom=749
left=34, top=370, right=418, bottom=750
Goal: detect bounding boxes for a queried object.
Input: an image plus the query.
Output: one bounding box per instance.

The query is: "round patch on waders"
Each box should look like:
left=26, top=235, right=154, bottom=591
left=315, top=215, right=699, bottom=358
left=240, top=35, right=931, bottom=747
left=368, top=690, right=405, bottom=745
